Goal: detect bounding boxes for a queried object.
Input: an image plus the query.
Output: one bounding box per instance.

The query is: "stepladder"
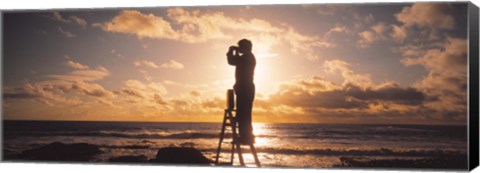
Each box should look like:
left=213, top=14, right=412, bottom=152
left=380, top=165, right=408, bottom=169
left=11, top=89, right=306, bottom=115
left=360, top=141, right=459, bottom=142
left=214, top=90, right=261, bottom=167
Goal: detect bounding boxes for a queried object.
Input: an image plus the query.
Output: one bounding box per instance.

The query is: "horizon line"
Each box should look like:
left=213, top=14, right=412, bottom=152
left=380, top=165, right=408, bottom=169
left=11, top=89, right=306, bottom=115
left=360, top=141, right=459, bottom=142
left=1, top=118, right=468, bottom=126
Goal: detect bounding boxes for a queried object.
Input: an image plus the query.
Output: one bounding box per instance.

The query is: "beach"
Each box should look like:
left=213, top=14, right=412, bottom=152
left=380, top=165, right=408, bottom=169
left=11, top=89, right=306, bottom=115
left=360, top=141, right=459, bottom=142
left=2, top=120, right=468, bottom=169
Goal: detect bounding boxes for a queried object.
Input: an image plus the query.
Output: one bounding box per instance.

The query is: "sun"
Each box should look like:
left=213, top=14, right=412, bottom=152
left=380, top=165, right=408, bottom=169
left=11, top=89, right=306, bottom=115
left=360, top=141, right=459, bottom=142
left=253, top=43, right=278, bottom=95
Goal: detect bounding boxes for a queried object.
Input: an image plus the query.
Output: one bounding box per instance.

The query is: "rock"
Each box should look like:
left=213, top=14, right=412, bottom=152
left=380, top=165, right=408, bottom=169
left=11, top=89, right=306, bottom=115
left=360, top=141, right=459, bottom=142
left=3, top=148, right=16, bottom=156
left=151, top=147, right=212, bottom=165
left=3, top=149, right=20, bottom=160
left=338, top=156, right=467, bottom=169
left=15, top=142, right=102, bottom=162
left=109, top=155, right=149, bottom=163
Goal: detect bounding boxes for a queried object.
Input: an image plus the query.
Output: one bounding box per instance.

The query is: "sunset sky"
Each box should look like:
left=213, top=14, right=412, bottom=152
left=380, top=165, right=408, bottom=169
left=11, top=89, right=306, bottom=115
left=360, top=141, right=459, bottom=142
left=2, top=2, right=469, bottom=124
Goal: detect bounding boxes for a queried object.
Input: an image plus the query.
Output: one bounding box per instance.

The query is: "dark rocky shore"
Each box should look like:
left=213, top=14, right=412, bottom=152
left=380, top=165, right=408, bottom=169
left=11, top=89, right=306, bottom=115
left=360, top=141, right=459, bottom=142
left=4, top=142, right=468, bottom=170
left=336, top=155, right=468, bottom=170
left=4, top=142, right=212, bottom=165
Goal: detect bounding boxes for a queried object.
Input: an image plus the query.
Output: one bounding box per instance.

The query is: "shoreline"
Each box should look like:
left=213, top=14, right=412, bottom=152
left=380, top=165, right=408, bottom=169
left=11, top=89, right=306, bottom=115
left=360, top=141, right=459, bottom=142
left=3, top=141, right=468, bottom=170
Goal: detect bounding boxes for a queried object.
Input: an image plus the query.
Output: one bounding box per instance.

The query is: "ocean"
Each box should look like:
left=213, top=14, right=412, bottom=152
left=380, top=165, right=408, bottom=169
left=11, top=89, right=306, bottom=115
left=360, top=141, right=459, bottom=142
left=2, top=120, right=468, bottom=168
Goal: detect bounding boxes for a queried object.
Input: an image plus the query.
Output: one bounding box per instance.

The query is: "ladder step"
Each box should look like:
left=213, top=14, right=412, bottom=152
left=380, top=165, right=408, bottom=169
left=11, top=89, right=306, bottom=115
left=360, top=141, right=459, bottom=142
left=215, top=109, right=260, bottom=167
left=216, top=162, right=233, bottom=166
left=220, top=140, right=243, bottom=145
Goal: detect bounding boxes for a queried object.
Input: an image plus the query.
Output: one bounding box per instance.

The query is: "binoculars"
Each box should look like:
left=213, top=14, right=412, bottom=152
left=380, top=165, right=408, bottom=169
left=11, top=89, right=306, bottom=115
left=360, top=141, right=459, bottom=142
left=229, top=46, right=239, bottom=51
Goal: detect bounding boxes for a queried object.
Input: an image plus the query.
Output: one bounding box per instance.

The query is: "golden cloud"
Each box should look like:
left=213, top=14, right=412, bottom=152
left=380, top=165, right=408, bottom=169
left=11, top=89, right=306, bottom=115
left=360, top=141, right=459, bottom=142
left=395, top=3, right=455, bottom=30
left=66, top=60, right=89, bottom=70
left=97, top=8, right=334, bottom=61
left=48, top=66, right=110, bottom=82
left=134, top=60, right=160, bottom=69
left=323, top=59, right=372, bottom=87
left=400, top=37, right=467, bottom=121
left=160, top=60, right=184, bottom=70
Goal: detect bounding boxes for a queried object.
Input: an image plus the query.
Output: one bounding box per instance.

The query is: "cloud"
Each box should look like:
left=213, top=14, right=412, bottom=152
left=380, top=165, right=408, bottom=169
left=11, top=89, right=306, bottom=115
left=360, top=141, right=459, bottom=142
left=371, top=22, right=387, bottom=35
left=118, top=80, right=167, bottom=101
left=58, top=26, right=76, bottom=38
left=5, top=82, right=82, bottom=106
left=163, top=80, right=209, bottom=89
left=113, top=80, right=222, bottom=117
left=357, top=30, right=377, bottom=48
left=400, top=37, right=467, bottom=120
left=23, top=82, right=83, bottom=105
left=66, top=60, right=89, bottom=70
left=314, top=4, right=344, bottom=16
left=97, top=8, right=334, bottom=61
left=190, top=90, right=201, bottom=97
left=354, top=3, right=457, bottom=46
left=133, top=59, right=184, bottom=70
left=323, top=59, right=372, bottom=87
left=70, top=81, right=114, bottom=98
left=270, top=78, right=367, bottom=109
left=252, top=57, right=430, bottom=123
left=28, top=80, right=112, bottom=105
left=51, top=12, right=71, bottom=23
left=222, top=56, right=468, bottom=123
left=356, top=22, right=389, bottom=47
left=270, top=80, right=425, bottom=110
left=134, top=60, right=160, bottom=69
left=98, top=10, right=178, bottom=40
left=3, top=93, right=39, bottom=99
left=3, top=86, right=39, bottom=99
left=50, top=12, right=87, bottom=28
left=48, top=66, right=110, bottom=82
left=4, top=62, right=114, bottom=107
left=395, top=3, right=454, bottom=30
left=69, top=16, right=87, bottom=28
left=160, top=60, right=184, bottom=70
left=401, top=37, right=467, bottom=75
left=390, top=25, right=408, bottom=42
left=324, top=26, right=348, bottom=38
left=392, top=3, right=455, bottom=41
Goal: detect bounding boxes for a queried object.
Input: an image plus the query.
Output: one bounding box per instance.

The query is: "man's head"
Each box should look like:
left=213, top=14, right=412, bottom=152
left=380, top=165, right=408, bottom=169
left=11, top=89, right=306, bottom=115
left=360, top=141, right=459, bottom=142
left=237, top=39, right=252, bottom=53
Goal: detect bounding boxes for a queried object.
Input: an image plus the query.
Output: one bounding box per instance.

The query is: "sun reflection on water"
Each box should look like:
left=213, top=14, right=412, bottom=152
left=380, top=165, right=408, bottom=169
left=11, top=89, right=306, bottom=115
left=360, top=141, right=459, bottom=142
left=252, top=123, right=272, bottom=147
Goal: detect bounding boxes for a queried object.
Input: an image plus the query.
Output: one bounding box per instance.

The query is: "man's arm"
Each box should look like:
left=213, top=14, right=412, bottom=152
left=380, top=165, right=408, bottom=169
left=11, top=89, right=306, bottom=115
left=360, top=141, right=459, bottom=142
left=227, top=46, right=239, bottom=65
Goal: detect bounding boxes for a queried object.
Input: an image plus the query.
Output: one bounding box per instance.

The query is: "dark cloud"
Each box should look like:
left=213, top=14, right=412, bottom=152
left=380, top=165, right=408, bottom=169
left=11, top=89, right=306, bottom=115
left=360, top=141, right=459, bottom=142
left=153, top=94, right=167, bottom=105
left=3, top=93, right=39, bottom=99
left=346, top=84, right=426, bottom=105
left=190, top=90, right=201, bottom=97
left=270, top=88, right=369, bottom=109
left=270, top=79, right=426, bottom=110
left=201, top=97, right=224, bottom=108
left=401, top=37, right=467, bottom=121
left=121, top=89, right=145, bottom=98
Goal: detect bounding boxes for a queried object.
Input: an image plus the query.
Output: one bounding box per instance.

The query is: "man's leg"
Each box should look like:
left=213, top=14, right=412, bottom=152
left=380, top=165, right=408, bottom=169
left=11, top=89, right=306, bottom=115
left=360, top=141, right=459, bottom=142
left=243, top=98, right=254, bottom=143
left=244, top=85, right=255, bottom=143
left=235, top=85, right=255, bottom=144
left=236, top=89, right=248, bottom=142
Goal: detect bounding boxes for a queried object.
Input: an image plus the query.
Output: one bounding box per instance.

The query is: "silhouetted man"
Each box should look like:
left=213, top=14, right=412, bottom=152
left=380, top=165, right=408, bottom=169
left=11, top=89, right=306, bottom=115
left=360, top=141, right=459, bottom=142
left=227, top=39, right=256, bottom=145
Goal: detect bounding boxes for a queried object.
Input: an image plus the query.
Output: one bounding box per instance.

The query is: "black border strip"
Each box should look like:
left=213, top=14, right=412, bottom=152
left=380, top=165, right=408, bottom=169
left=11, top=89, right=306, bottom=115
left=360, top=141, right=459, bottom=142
left=0, top=11, right=4, bottom=162
left=468, top=1, right=479, bottom=171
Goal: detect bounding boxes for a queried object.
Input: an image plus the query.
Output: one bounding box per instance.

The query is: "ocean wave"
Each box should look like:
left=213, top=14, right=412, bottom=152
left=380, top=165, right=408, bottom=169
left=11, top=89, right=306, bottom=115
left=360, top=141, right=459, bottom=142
left=5, top=131, right=226, bottom=139
left=4, top=130, right=288, bottom=140
left=206, top=147, right=466, bottom=157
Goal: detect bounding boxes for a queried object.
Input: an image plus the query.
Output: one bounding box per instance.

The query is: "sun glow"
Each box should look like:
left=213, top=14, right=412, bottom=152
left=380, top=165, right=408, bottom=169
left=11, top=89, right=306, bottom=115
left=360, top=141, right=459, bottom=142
left=253, top=43, right=278, bottom=95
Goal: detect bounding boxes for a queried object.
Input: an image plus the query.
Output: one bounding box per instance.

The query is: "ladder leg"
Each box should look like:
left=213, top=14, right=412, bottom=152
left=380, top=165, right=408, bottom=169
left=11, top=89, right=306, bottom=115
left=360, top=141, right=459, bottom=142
left=214, top=110, right=228, bottom=164
left=236, top=143, right=245, bottom=166
left=250, top=144, right=261, bottom=167
left=229, top=111, right=245, bottom=166
left=230, top=141, right=234, bottom=164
